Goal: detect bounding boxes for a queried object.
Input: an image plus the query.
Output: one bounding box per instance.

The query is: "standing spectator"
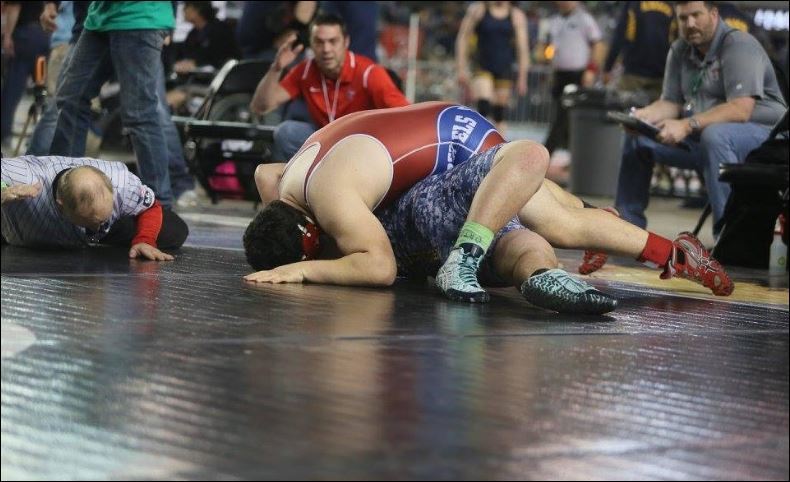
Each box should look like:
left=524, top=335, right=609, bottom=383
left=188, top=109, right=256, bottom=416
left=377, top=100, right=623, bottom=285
left=25, top=1, right=91, bottom=156
left=455, top=1, right=529, bottom=133
left=717, top=1, right=755, bottom=34
left=536, top=1, right=604, bottom=165
left=250, top=14, right=409, bottom=161
left=603, top=1, right=675, bottom=101
left=1, top=1, right=49, bottom=150
left=48, top=1, right=177, bottom=207
left=322, top=1, right=380, bottom=62
left=236, top=1, right=316, bottom=61
left=614, top=1, right=787, bottom=236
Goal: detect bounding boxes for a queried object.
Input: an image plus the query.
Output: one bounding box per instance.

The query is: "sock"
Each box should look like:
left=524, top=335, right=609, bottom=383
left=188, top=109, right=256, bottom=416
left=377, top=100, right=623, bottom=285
left=454, top=221, right=494, bottom=254
left=637, top=232, right=674, bottom=269
left=530, top=268, right=549, bottom=278
left=477, top=99, right=491, bottom=118
left=492, top=104, right=506, bottom=123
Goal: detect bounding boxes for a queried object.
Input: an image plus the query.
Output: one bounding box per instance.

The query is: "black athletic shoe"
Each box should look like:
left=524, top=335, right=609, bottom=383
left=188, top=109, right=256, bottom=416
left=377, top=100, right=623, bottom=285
left=520, top=269, right=618, bottom=314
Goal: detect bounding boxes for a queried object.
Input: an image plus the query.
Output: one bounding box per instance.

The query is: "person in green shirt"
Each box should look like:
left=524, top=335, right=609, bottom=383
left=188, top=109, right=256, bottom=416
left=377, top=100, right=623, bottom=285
left=48, top=2, right=179, bottom=208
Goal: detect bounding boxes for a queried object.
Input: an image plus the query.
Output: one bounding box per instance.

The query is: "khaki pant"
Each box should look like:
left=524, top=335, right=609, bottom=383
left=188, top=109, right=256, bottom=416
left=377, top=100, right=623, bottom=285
left=46, top=42, right=71, bottom=95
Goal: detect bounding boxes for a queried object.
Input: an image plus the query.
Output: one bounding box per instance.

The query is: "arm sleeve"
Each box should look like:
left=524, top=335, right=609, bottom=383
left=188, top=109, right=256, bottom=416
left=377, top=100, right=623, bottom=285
left=604, top=3, right=631, bottom=72
left=584, top=11, right=603, bottom=44
left=131, top=200, right=163, bottom=247
left=720, top=36, right=768, bottom=100
left=279, top=61, right=305, bottom=99
left=116, top=168, right=157, bottom=218
left=367, top=66, right=410, bottom=108
left=1, top=158, right=35, bottom=186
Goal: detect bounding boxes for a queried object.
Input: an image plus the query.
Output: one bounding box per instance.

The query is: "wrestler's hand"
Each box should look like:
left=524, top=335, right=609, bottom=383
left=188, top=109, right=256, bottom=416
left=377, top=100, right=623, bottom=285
left=129, top=243, right=174, bottom=261
left=1, top=182, right=42, bottom=205
left=243, top=264, right=305, bottom=284
left=657, top=118, right=692, bottom=145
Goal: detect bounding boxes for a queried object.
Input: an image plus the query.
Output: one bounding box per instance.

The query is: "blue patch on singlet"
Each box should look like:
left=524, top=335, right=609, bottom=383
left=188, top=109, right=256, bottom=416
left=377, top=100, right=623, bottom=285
left=434, top=106, right=497, bottom=175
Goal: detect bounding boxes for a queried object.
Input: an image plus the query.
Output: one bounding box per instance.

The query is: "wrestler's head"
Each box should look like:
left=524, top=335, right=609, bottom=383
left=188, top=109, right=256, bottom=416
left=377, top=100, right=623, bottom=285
left=55, top=166, right=114, bottom=232
left=243, top=200, right=321, bottom=270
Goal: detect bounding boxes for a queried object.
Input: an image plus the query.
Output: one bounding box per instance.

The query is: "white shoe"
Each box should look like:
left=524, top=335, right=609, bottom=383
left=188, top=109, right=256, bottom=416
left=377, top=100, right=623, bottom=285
left=175, top=189, right=200, bottom=208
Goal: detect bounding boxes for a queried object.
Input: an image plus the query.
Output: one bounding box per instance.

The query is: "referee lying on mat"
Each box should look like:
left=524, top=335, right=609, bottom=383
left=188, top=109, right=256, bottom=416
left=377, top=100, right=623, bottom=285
left=1, top=155, right=188, bottom=260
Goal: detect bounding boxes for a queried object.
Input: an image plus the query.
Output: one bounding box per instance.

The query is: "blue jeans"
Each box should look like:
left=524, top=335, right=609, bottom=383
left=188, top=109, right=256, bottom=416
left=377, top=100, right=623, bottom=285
left=156, top=62, right=195, bottom=198
left=1, top=22, right=51, bottom=144
left=271, top=119, right=317, bottom=161
left=26, top=43, right=76, bottom=156
left=615, top=122, right=772, bottom=235
left=49, top=29, right=174, bottom=206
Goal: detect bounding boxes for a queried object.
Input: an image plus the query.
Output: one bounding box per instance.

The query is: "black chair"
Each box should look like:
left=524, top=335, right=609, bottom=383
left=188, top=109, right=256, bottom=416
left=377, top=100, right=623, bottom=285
left=173, top=59, right=277, bottom=203
left=711, top=109, right=789, bottom=268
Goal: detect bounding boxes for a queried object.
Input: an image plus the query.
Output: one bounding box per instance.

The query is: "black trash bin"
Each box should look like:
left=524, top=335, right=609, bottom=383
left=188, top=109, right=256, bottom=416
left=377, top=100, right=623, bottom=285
left=562, top=86, right=645, bottom=197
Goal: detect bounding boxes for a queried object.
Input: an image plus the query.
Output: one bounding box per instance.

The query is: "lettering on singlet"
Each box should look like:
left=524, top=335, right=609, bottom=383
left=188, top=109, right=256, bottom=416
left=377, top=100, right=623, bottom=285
left=434, top=106, right=497, bottom=174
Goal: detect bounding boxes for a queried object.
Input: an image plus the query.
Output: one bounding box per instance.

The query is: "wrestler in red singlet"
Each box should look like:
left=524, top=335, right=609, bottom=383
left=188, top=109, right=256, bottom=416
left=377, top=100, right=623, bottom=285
left=282, top=101, right=506, bottom=209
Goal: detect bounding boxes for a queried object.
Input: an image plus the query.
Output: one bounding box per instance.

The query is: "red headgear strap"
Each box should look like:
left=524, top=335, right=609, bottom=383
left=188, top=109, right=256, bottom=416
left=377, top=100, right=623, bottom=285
left=298, top=219, right=321, bottom=260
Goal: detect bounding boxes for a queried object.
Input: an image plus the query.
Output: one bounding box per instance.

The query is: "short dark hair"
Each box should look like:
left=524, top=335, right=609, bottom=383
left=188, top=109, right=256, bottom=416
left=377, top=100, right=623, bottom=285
left=184, top=1, right=217, bottom=20
left=674, top=1, right=717, bottom=10
left=311, top=13, right=348, bottom=37
left=243, top=201, right=308, bottom=270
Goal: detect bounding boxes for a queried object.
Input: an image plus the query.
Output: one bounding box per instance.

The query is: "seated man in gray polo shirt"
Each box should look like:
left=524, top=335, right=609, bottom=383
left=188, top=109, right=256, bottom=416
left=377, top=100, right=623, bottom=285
left=614, top=0, right=786, bottom=237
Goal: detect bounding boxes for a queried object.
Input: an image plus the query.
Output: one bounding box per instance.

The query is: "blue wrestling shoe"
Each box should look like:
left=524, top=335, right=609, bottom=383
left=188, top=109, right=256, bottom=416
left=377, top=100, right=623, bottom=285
left=435, top=243, right=490, bottom=303
left=520, top=269, right=617, bottom=314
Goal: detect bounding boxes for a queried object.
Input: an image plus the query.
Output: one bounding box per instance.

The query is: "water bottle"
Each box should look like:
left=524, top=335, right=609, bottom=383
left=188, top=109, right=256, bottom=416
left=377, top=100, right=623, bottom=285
left=769, top=214, right=787, bottom=275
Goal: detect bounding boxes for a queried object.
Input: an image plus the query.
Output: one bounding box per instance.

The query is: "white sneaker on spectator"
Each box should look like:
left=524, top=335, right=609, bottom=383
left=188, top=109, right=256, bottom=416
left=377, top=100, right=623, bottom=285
left=176, top=189, right=201, bottom=208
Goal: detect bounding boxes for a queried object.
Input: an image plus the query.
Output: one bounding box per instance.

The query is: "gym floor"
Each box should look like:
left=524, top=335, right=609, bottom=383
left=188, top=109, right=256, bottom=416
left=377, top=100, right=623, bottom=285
left=2, top=199, right=788, bottom=480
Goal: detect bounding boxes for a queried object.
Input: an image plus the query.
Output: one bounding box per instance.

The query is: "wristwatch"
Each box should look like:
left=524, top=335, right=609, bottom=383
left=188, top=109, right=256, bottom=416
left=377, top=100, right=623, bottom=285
left=688, top=116, right=702, bottom=133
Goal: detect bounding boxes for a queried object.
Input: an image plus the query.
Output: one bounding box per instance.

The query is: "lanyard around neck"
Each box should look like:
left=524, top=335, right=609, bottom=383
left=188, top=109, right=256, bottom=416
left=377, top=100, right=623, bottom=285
left=321, top=74, right=342, bottom=123
left=690, top=68, right=705, bottom=96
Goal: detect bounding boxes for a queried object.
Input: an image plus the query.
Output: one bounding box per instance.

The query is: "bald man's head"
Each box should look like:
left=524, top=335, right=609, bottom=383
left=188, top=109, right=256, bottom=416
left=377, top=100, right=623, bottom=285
left=56, top=166, right=114, bottom=231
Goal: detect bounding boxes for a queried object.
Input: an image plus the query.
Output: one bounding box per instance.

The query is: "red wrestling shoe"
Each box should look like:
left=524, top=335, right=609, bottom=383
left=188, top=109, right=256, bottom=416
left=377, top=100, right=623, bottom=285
left=660, top=232, right=734, bottom=296
left=578, top=207, right=619, bottom=275
left=579, top=250, right=608, bottom=275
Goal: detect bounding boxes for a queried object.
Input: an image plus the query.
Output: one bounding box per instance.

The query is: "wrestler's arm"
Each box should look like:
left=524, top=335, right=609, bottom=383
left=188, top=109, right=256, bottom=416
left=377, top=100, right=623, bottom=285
left=244, top=193, right=397, bottom=286
left=254, top=163, right=286, bottom=205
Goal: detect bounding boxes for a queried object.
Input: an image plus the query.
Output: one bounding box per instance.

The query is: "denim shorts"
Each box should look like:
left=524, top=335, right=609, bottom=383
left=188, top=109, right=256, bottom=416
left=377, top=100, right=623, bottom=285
left=378, top=143, right=525, bottom=283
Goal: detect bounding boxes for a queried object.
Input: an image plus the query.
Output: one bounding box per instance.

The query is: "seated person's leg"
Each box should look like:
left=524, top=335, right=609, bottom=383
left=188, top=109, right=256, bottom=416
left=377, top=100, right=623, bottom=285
left=272, top=120, right=317, bottom=161
left=699, top=122, right=773, bottom=232
left=615, top=133, right=705, bottom=229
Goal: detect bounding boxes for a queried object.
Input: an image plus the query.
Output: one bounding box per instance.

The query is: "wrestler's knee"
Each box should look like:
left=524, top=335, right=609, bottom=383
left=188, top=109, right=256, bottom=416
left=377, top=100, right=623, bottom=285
left=499, top=140, right=550, bottom=174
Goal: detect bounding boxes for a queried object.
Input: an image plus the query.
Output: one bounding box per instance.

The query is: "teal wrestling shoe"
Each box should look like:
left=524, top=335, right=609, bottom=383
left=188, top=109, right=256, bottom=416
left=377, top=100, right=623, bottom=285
left=435, top=243, right=490, bottom=303
left=520, top=269, right=618, bottom=314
